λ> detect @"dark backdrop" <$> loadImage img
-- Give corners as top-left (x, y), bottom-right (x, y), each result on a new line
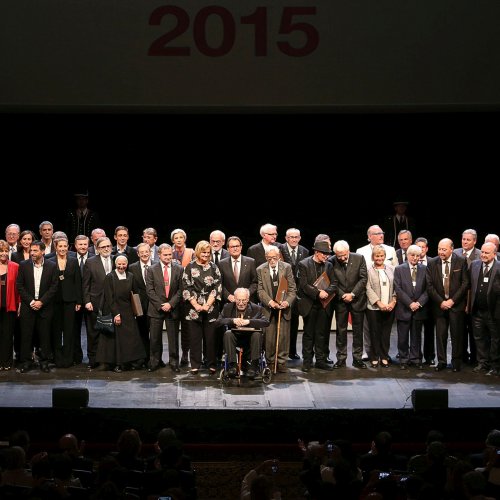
top-left (4, 112), bottom-right (497, 253)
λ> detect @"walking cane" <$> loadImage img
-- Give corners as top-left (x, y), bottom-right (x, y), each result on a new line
top-left (274, 290), bottom-right (285, 374)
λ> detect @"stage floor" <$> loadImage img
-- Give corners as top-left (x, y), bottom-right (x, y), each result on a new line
top-left (1, 328), bottom-right (499, 410)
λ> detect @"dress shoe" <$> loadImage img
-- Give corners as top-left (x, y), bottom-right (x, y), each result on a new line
top-left (87, 362), bottom-right (98, 370)
top-left (399, 363), bottom-right (408, 370)
top-left (380, 360), bottom-right (389, 368)
top-left (180, 356), bottom-right (189, 367)
top-left (452, 366), bottom-right (461, 373)
top-left (189, 368), bottom-right (199, 375)
top-left (247, 367), bottom-right (256, 379)
top-left (333, 361), bottom-right (346, 369)
top-left (289, 354), bottom-right (300, 360)
top-left (277, 364), bottom-right (288, 373)
top-left (315, 362), bottom-right (333, 371)
top-left (17, 363), bottom-right (32, 373)
top-left (302, 363), bottom-right (311, 372)
top-left (434, 363), bottom-right (446, 371)
top-left (113, 365), bottom-right (122, 373)
top-left (361, 353), bottom-right (369, 361)
top-left (486, 369), bottom-right (500, 376)
top-left (326, 358), bottom-right (334, 364)
top-left (40, 363), bottom-right (50, 373)
top-left (159, 360), bottom-right (166, 368)
top-left (352, 360), bottom-right (367, 369)
top-left (473, 365), bottom-right (489, 373)
top-left (170, 364), bottom-right (180, 373)
top-left (414, 363), bottom-right (424, 370)
top-left (148, 365), bottom-right (159, 372)
top-left (370, 361), bottom-right (379, 368)
top-left (228, 366), bottom-right (238, 378)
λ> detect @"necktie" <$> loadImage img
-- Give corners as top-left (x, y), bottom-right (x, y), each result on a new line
top-left (484, 264), bottom-right (490, 275)
top-left (144, 264), bottom-right (149, 282)
top-left (272, 268), bottom-right (277, 282)
top-left (233, 260), bottom-right (239, 282)
top-left (291, 249), bottom-right (296, 265)
top-left (444, 260), bottom-right (450, 298)
top-left (164, 265), bottom-right (170, 298)
top-left (79, 256), bottom-right (85, 276)
top-left (402, 251), bottom-right (406, 262)
top-left (214, 251), bottom-right (219, 264)
top-left (411, 266), bottom-right (417, 282)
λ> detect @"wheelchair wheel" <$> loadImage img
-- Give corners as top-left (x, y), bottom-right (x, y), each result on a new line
top-left (262, 367), bottom-right (272, 384)
top-left (220, 368), bottom-right (230, 385)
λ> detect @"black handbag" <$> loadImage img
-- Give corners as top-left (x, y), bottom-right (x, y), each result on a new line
top-left (95, 311), bottom-right (114, 334)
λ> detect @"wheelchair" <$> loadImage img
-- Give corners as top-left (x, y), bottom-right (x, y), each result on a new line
top-left (219, 328), bottom-right (272, 385)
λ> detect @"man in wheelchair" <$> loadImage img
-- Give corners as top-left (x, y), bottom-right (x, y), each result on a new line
top-left (216, 287), bottom-right (270, 379)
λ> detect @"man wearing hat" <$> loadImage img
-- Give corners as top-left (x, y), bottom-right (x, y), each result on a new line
top-left (384, 199), bottom-right (416, 249)
top-left (297, 240), bottom-right (336, 372)
top-left (65, 190), bottom-right (102, 244)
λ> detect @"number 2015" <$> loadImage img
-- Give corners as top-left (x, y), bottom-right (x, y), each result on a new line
top-left (148, 6), bottom-right (319, 57)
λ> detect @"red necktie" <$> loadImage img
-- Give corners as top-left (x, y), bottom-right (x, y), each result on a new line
top-left (164, 265), bottom-right (170, 298)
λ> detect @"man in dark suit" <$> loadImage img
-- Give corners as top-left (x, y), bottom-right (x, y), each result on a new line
top-left (454, 228), bottom-right (481, 366)
top-left (216, 287), bottom-right (270, 378)
top-left (470, 242), bottom-right (499, 375)
top-left (279, 228), bottom-right (309, 360)
top-left (210, 230), bottom-right (229, 265)
top-left (146, 243), bottom-right (183, 372)
top-left (297, 240), bottom-right (336, 372)
top-left (112, 225), bottom-right (138, 265)
top-left (219, 237), bottom-right (258, 303)
top-left (129, 243), bottom-right (152, 367)
top-left (383, 199), bottom-right (416, 249)
top-left (16, 241), bottom-right (59, 373)
top-left (396, 230), bottom-right (413, 264)
top-left (140, 227), bottom-right (160, 264)
top-left (247, 223), bottom-right (280, 268)
top-left (73, 235), bottom-right (91, 365)
top-left (257, 246), bottom-right (296, 373)
top-left (330, 240), bottom-right (368, 369)
top-left (426, 238), bottom-right (470, 372)
top-left (87, 228), bottom-right (106, 256)
top-left (82, 236), bottom-right (114, 368)
top-left (394, 244), bottom-right (429, 369)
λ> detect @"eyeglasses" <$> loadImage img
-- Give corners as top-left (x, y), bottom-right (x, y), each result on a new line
top-left (235, 299), bottom-right (249, 303)
top-left (265, 233), bottom-right (277, 236)
top-left (99, 244), bottom-right (111, 249)
top-left (228, 245), bottom-right (241, 249)
top-left (266, 256), bottom-right (279, 261)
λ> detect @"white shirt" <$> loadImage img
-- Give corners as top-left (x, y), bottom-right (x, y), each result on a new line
top-left (33, 261), bottom-right (44, 299)
top-left (101, 256), bottom-right (111, 274)
top-left (115, 269), bottom-right (127, 280)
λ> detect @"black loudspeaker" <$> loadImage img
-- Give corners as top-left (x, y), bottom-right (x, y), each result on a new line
top-left (411, 389), bottom-right (448, 410)
top-left (52, 388), bottom-right (89, 409)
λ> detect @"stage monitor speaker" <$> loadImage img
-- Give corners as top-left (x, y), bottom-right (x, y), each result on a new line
top-left (411, 389), bottom-right (448, 410)
top-left (52, 388), bottom-right (89, 409)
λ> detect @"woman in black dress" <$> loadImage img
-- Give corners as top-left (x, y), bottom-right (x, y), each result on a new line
top-left (97, 255), bottom-right (145, 372)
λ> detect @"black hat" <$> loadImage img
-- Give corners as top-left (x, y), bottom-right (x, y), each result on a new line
top-left (312, 240), bottom-right (332, 254)
top-left (393, 199), bottom-right (409, 205)
top-left (74, 190), bottom-right (89, 197)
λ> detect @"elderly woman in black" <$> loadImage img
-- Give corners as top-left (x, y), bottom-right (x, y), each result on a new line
top-left (96, 255), bottom-right (145, 372)
top-left (182, 240), bottom-right (222, 374)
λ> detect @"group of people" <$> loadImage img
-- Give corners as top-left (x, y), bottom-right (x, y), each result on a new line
top-left (1, 203), bottom-right (500, 379)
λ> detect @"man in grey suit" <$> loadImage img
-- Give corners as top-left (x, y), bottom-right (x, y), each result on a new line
top-left (140, 227), bottom-right (160, 264)
top-left (470, 242), bottom-right (499, 375)
top-left (257, 246), bottom-right (296, 373)
top-left (146, 244), bottom-right (183, 372)
top-left (454, 228), bottom-right (481, 366)
top-left (16, 241), bottom-right (59, 373)
top-left (330, 240), bottom-right (368, 369)
top-left (394, 244), bottom-right (429, 369)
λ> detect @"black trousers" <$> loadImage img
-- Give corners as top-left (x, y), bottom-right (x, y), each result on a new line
top-left (20, 306), bottom-right (53, 364)
top-left (149, 315), bottom-right (179, 368)
top-left (302, 305), bottom-right (329, 365)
